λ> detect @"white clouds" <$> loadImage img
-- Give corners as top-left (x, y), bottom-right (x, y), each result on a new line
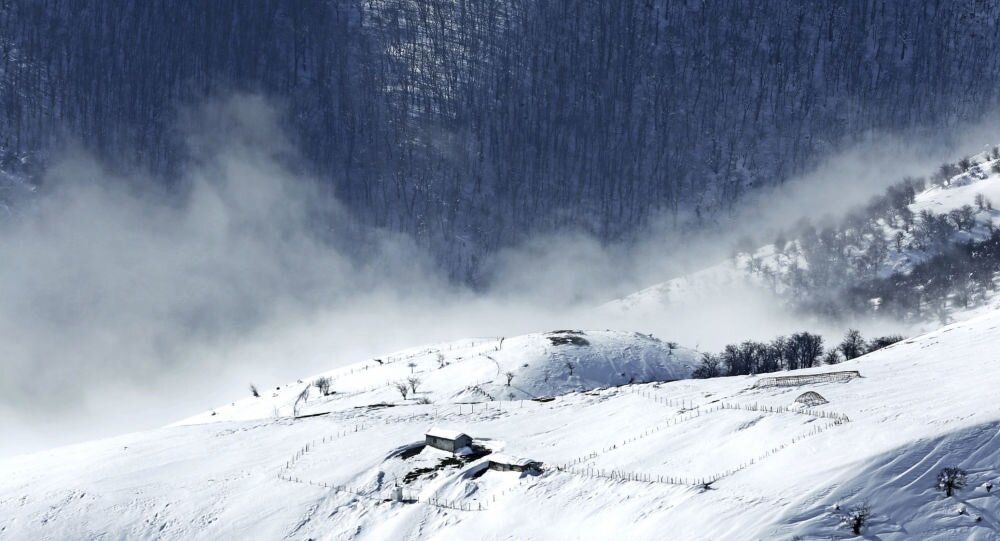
top-left (0, 96), bottom-right (992, 456)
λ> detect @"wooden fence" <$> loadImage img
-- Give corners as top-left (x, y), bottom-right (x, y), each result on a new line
top-left (753, 371), bottom-right (861, 388)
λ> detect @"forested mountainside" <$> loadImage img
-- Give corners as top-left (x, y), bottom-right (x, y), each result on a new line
top-left (3, 1), bottom-right (1000, 279)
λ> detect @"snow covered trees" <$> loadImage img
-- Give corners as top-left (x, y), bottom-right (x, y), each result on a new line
top-left (937, 467), bottom-right (968, 497)
top-left (7, 0), bottom-right (1000, 283)
top-left (840, 503), bottom-right (871, 535)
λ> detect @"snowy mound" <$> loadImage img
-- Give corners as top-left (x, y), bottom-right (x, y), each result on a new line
top-left (462, 330), bottom-right (698, 401)
top-left (174, 330), bottom-right (699, 425)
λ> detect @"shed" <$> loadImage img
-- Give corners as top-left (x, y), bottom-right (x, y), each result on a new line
top-left (794, 391), bottom-right (828, 406)
top-left (487, 453), bottom-right (542, 473)
top-left (425, 427), bottom-right (473, 453)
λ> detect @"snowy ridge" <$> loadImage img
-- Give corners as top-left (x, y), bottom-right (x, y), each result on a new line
top-left (174, 329), bottom-right (699, 425)
top-left (4, 312), bottom-right (1000, 538)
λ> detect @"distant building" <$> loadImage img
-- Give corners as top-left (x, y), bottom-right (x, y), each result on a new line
top-left (425, 427), bottom-right (473, 453)
top-left (487, 453), bottom-right (542, 473)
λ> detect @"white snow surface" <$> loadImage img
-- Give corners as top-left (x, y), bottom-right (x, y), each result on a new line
top-left (4, 316), bottom-right (1000, 539)
top-left (170, 329), bottom-right (698, 425)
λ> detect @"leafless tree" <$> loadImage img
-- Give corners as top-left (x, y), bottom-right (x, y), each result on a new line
top-left (395, 381), bottom-right (409, 399)
top-left (314, 376), bottom-right (332, 396)
top-left (505, 371), bottom-right (515, 386)
top-left (407, 376), bottom-right (421, 393)
top-left (839, 329), bottom-right (866, 360)
top-left (937, 467), bottom-right (968, 497)
top-left (249, 383), bottom-right (260, 398)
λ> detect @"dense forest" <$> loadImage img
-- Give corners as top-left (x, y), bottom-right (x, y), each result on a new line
top-left (3, 0), bottom-right (1000, 280)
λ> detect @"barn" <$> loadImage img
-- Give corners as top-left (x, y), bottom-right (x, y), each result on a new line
top-left (487, 453), bottom-right (542, 473)
top-left (425, 427), bottom-right (473, 453)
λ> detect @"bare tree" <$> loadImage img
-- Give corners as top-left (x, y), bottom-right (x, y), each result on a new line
top-left (395, 381), bottom-right (409, 399)
top-left (314, 376), bottom-right (332, 396)
top-left (692, 353), bottom-right (722, 378)
top-left (505, 371), bottom-right (515, 386)
top-left (839, 329), bottom-right (866, 360)
top-left (407, 361), bottom-right (417, 373)
top-left (937, 467), bottom-right (968, 497)
top-left (406, 376), bottom-right (421, 393)
top-left (841, 503), bottom-right (871, 535)
top-left (436, 352), bottom-right (446, 369)
top-left (249, 383), bottom-right (260, 398)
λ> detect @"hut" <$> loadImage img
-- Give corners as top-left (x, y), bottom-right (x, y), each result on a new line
top-left (794, 391), bottom-right (828, 406)
top-left (487, 453), bottom-right (542, 473)
top-left (425, 427), bottom-right (473, 453)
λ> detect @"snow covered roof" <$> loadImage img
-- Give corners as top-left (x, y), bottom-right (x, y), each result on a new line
top-left (425, 427), bottom-right (470, 441)
top-left (794, 391), bottom-right (829, 406)
top-left (488, 453), bottom-right (537, 467)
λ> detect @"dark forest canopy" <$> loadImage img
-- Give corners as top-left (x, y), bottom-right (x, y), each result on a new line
top-left (3, 0), bottom-right (1000, 280)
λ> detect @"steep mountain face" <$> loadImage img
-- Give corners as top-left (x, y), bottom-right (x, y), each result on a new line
top-left (3, 1), bottom-right (1000, 278)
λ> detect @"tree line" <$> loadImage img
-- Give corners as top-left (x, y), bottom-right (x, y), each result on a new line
top-left (693, 329), bottom-right (902, 378)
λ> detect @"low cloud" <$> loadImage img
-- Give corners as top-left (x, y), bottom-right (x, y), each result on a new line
top-left (0, 96), bottom-right (990, 456)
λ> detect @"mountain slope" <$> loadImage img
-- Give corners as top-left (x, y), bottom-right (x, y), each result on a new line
top-left (7, 1), bottom-right (1000, 279)
top-left (4, 315), bottom-right (1000, 539)
top-left (603, 149), bottom-right (1000, 328)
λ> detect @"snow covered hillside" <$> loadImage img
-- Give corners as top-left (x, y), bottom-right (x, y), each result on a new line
top-left (176, 330), bottom-right (699, 425)
top-left (5, 314), bottom-right (1000, 539)
top-left (603, 147), bottom-right (1000, 328)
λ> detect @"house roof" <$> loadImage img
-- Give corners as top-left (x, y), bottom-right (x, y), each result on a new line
top-left (426, 427), bottom-right (470, 441)
top-left (488, 453), bottom-right (537, 467)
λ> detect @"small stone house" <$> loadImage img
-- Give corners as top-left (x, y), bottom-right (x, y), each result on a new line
top-left (487, 453), bottom-right (542, 473)
top-left (425, 427), bottom-right (473, 453)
